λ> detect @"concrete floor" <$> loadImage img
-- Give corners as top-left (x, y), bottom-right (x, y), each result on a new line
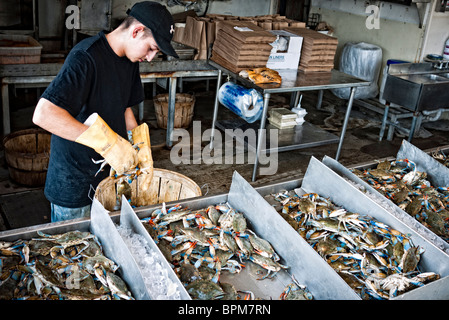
top-left (2, 80), bottom-right (449, 231)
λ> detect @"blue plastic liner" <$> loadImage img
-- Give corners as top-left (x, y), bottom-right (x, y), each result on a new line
top-left (218, 82), bottom-right (264, 123)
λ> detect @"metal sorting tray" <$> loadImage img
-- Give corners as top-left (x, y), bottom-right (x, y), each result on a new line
top-left (117, 197), bottom-right (191, 299)
top-left (90, 198), bottom-right (151, 300)
top-left (0, 171), bottom-right (357, 300)
top-left (3, 153), bottom-right (449, 299)
top-left (0, 200), bottom-right (151, 300)
top-left (322, 139), bottom-right (449, 255)
top-left (0, 198), bottom-right (190, 300)
top-left (131, 171), bottom-right (358, 300)
top-left (91, 197), bottom-right (191, 300)
top-left (225, 171), bottom-right (359, 299)
top-left (255, 156), bottom-right (449, 300)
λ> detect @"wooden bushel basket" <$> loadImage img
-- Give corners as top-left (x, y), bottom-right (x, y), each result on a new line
top-left (2, 128), bottom-right (51, 186)
top-left (153, 93), bottom-right (195, 129)
top-left (95, 168), bottom-right (202, 211)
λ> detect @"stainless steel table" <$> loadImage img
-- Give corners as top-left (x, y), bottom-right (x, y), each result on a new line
top-left (139, 60), bottom-right (219, 147)
top-left (1, 60), bottom-right (219, 148)
top-left (208, 61), bottom-right (370, 181)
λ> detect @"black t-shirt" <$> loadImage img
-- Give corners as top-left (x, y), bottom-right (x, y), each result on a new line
top-left (41, 31), bottom-right (144, 208)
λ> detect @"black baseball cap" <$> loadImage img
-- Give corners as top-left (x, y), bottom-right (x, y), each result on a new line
top-left (126, 1), bottom-right (179, 58)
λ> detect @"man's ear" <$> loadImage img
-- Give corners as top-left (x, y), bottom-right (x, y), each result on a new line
top-left (132, 25), bottom-right (145, 38)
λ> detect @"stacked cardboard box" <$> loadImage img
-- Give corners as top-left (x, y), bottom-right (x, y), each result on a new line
top-left (210, 21), bottom-right (276, 73)
top-left (173, 14), bottom-right (305, 61)
top-left (286, 28), bottom-right (338, 73)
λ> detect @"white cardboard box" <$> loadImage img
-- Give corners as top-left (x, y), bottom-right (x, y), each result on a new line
top-left (266, 30), bottom-right (303, 70)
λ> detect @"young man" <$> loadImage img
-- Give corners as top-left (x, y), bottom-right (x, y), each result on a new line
top-left (32, 1), bottom-right (178, 222)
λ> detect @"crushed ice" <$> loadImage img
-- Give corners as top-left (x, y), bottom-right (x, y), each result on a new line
top-left (116, 225), bottom-right (181, 300)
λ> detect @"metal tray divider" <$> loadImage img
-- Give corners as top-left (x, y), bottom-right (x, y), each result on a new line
top-left (304, 156), bottom-right (449, 299)
top-left (397, 140), bottom-right (449, 187)
top-left (0, 218), bottom-right (91, 242)
top-left (90, 197), bottom-right (151, 300)
top-left (119, 195), bottom-right (191, 300)
top-left (322, 155), bottom-right (449, 255)
top-left (227, 170), bottom-right (360, 300)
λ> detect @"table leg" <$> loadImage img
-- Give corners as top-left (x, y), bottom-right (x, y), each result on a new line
top-left (387, 112), bottom-right (396, 141)
top-left (290, 91), bottom-right (298, 108)
top-left (209, 69), bottom-right (222, 150)
top-left (138, 83), bottom-right (145, 123)
top-left (335, 86), bottom-right (356, 161)
top-left (166, 77), bottom-right (177, 148)
top-left (2, 83), bottom-right (10, 135)
top-left (408, 112), bottom-right (419, 142)
top-left (379, 102), bottom-right (390, 141)
top-left (316, 90), bottom-right (324, 110)
top-left (251, 92), bottom-right (271, 182)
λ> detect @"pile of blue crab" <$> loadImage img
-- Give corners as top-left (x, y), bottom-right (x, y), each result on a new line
top-left (351, 159), bottom-right (449, 242)
top-left (141, 202), bottom-right (313, 300)
top-left (272, 190), bottom-right (440, 300)
top-left (0, 230), bottom-right (133, 300)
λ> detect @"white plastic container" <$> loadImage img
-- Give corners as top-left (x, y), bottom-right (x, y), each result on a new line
top-left (290, 95), bottom-right (307, 125)
top-left (331, 42), bottom-right (382, 100)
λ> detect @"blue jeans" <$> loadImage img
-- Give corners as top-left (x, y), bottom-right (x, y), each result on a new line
top-left (51, 203), bottom-right (91, 222)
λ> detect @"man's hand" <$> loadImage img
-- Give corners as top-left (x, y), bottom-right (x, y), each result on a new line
top-left (75, 113), bottom-right (138, 175)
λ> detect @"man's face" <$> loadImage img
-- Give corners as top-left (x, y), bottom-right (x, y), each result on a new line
top-left (127, 27), bottom-right (160, 63)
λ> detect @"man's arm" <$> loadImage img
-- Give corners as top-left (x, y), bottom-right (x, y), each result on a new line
top-left (33, 97), bottom-right (88, 141)
top-left (124, 107), bottom-right (138, 131)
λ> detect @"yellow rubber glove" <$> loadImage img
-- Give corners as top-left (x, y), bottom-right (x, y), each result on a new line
top-left (130, 123), bottom-right (153, 174)
top-left (130, 123), bottom-right (154, 206)
top-left (75, 113), bottom-right (137, 176)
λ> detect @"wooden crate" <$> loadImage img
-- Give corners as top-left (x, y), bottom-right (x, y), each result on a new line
top-left (0, 35), bottom-right (43, 64)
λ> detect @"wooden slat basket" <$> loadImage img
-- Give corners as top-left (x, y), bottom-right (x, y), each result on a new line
top-left (153, 93), bottom-right (195, 129)
top-left (95, 168), bottom-right (202, 211)
top-left (2, 128), bottom-right (51, 186)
